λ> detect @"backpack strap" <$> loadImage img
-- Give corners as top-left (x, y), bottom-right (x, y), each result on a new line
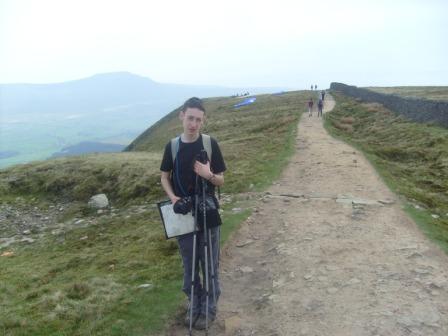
top-left (170, 134), bottom-right (212, 163)
top-left (171, 134), bottom-right (219, 199)
top-left (201, 134), bottom-right (212, 162)
top-left (170, 136), bottom-right (180, 163)
top-left (201, 134), bottom-right (220, 200)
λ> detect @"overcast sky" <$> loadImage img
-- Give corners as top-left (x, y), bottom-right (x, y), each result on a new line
top-left (1, 0), bottom-right (447, 89)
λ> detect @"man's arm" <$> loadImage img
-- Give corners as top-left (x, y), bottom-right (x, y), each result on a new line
top-left (160, 171), bottom-right (181, 204)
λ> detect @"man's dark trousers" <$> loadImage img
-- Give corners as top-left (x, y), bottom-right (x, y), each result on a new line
top-left (177, 226), bottom-right (221, 318)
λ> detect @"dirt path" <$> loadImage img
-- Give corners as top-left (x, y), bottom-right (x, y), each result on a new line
top-left (169, 96), bottom-right (448, 335)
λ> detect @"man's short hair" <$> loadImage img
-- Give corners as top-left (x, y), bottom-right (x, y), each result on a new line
top-left (182, 97), bottom-right (205, 113)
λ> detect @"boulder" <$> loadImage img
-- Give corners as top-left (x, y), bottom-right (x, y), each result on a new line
top-left (88, 194), bottom-right (109, 209)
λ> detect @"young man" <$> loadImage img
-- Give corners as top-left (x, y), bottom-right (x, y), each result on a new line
top-left (160, 97), bottom-right (226, 330)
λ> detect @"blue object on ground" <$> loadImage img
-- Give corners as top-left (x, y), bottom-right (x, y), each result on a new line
top-left (234, 97), bottom-right (256, 108)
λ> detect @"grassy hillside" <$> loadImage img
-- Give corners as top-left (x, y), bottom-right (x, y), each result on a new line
top-left (325, 91), bottom-right (448, 253)
top-left (0, 152), bottom-right (163, 205)
top-left (126, 92), bottom-right (308, 192)
top-left (366, 86), bottom-right (448, 101)
top-left (0, 91), bottom-right (308, 335)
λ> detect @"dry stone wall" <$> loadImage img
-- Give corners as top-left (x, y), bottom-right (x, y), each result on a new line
top-left (330, 82), bottom-right (448, 128)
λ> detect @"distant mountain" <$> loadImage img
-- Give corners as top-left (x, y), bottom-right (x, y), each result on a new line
top-left (50, 141), bottom-right (126, 158)
top-left (0, 72), bottom-right (284, 114)
top-left (0, 151), bottom-right (19, 159)
top-left (0, 72), bottom-right (286, 168)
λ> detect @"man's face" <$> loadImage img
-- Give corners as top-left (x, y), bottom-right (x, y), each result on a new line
top-left (180, 107), bottom-right (205, 137)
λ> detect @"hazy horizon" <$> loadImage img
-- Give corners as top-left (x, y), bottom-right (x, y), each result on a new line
top-left (0, 71), bottom-right (289, 89)
top-left (1, 70), bottom-right (448, 89)
top-left (1, 0), bottom-right (447, 90)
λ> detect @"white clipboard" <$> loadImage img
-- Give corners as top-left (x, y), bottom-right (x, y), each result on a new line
top-left (157, 200), bottom-right (196, 239)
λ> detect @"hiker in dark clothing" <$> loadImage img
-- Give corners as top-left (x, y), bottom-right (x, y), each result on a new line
top-left (317, 99), bottom-right (323, 117)
top-left (160, 97), bottom-right (226, 331)
top-left (308, 98), bottom-right (314, 117)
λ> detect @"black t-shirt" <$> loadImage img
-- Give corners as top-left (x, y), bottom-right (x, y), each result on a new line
top-left (160, 134), bottom-right (226, 198)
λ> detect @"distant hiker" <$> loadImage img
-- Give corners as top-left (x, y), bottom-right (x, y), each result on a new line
top-left (310, 85), bottom-right (313, 91)
top-left (321, 90), bottom-right (326, 101)
top-left (308, 98), bottom-right (314, 117)
top-left (160, 97), bottom-right (226, 331)
top-left (317, 99), bottom-right (323, 117)
top-left (314, 84), bottom-right (317, 90)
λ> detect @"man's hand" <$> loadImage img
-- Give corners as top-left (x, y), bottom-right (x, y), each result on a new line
top-left (194, 160), bottom-right (212, 180)
top-left (161, 171), bottom-right (181, 204)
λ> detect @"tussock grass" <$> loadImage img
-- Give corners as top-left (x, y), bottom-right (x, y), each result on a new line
top-left (326, 92), bottom-right (448, 253)
top-left (0, 152), bottom-right (163, 205)
top-left (340, 117), bottom-right (355, 124)
top-left (0, 91), bottom-right (308, 335)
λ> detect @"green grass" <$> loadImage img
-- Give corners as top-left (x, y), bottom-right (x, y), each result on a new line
top-left (325, 92), bottom-right (448, 253)
top-left (0, 91), bottom-right (307, 335)
top-left (127, 92), bottom-right (307, 193)
top-left (0, 152), bottom-right (163, 205)
top-left (0, 201), bottom-right (255, 335)
top-left (220, 204), bottom-right (252, 244)
top-left (1, 210), bottom-right (181, 335)
top-left (365, 86), bottom-right (448, 101)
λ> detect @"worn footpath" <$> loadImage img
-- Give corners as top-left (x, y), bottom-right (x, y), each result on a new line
top-left (169, 95), bottom-right (448, 336)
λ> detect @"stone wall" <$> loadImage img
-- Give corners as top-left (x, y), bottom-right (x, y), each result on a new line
top-left (330, 82), bottom-right (448, 128)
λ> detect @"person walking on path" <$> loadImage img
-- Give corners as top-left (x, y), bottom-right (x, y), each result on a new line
top-left (160, 97), bottom-right (226, 331)
top-left (317, 99), bottom-right (323, 117)
top-left (308, 98), bottom-right (314, 117)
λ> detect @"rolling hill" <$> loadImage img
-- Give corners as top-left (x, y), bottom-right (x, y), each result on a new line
top-left (0, 72), bottom-right (285, 168)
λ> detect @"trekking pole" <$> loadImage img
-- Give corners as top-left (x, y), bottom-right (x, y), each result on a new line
top-left (189, 230), bottom-right (197, 335)
top-left (202, 173), bottom-right (210, 334)
top-left (196, 149), bottom-right (214, 334)
top-left (189, 176), bottom-right (200, 335)
top-left (208, 227), bottom-right (217, 309)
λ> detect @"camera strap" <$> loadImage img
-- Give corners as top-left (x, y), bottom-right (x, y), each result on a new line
top-left (174, 136), bottom-right (188, 197)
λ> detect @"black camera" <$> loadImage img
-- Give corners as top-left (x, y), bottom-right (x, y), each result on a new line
top-left (196, 194), bottom-right (218, 215)
top-left (196, 149), bottom-right (209, 164)
top-left (173, 197), bottom-right (193, 215)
